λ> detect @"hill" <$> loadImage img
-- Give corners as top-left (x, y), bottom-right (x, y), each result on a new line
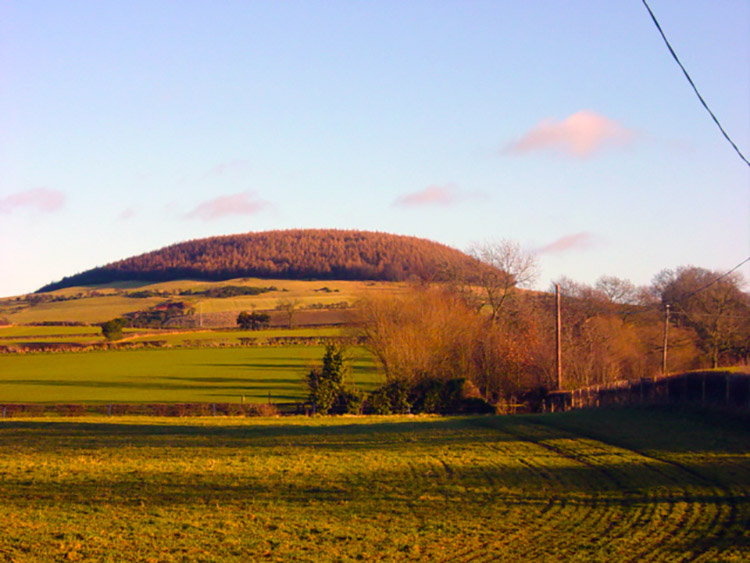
top-left (38, 229), bottom-right (489, 292)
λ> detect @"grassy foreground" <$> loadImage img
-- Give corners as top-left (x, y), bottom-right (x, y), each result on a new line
top-left (0, 346), bottom-right (379, 404)
top-left (0, 407), bottom-right (748, 562)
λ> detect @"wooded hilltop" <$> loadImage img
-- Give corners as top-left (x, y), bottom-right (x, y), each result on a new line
top-left (38, 229), bottom-right (492, 292)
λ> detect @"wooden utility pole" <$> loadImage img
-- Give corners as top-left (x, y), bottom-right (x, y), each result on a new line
top-left (556, 284), bottom-right (562, 390)
top-left (662, 304), bottom-right (670, 375)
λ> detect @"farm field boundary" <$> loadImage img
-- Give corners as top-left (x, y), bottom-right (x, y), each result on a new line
top-left (0, 334), bottom-right (363, 354)
top-left (0, 402), bottom-right (287, 418)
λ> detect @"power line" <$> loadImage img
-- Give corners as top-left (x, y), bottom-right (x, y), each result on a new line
top-left (557, 256), bottom-right (750, 319)
top-left (678, 256), bottom-right (750, 302)
top-left (641, 0), bottom-right (750, 167)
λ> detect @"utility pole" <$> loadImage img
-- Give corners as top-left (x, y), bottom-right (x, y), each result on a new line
top-left (662, 304), bottom-right (670, 375)
top-left (556, 284), bottom-right (562, 390)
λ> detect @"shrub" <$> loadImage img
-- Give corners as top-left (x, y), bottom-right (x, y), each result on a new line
top-left (101, 318), bottom-right (125, 341)
top-left (367, 377), bottom-right (494, 415)
top-left (367, 387), bottom-right (392, 414)
top-left (237, 311), bottom-right (271, 330)
top-left (365, 381), bottom-right (412, 415)
top-left (307, 369), bottom-right (339, 414)
top-left (387, 381), bottom-right (412, 414)
top-left (336, 388), bottom-right (365, 414)
top-left (306, 343), bottom-right (355, 415)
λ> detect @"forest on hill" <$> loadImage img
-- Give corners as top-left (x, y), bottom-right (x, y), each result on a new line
top-left (38, 230), bottom-right (492, 292)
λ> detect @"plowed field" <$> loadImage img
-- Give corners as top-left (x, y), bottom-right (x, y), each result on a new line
top-left (0, 408), bottom-right (747, 561)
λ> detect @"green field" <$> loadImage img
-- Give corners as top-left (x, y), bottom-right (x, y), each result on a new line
top-left (0, 408), bottom-right (747, 561)
top-left (0, 346), bottom-right (379, 404)
top-left (0, 326), bottom-right (103, 338)
top-left (0, 326), bottom-right (346, 347)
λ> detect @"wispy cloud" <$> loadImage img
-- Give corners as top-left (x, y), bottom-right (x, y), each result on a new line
top-left (504, 111), bottom-right (634, 158)
top-left (186, 191), bottom-right (271, 220)
top-left (394, 185), bottom-right (488, 208)
top-left (0, 188), bottom-right (66, 214)
top-left (202, 159), bottom-right (251, 178)
top-left (118, 207), bottom-right (137, 220)
top-left (538, 232), bottom-right (597, 254)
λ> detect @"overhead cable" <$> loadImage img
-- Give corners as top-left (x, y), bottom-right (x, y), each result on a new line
top-left (641, 0), bottom-right (750, 167)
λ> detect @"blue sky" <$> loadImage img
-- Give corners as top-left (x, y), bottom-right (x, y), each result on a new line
top-left (1, 1), bottom-right (748, 297)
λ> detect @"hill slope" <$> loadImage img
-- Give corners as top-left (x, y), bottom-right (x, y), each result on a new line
top-left (39, 229), bottom-right (489, 292)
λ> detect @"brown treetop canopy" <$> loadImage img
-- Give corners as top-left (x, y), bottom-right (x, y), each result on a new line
top-left (38, 229), bottom-right (496, 292)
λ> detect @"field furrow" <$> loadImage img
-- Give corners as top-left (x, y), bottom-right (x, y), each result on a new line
top-left (0, 410), bottom-right (747, 562)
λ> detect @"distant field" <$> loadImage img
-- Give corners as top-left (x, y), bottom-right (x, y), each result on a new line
top-left (0, 295), bottom-right (165, 324)
top-left (0, 278), bottom-right (407, 325)
top-left (0, 326), bottom-right (345, 346)
top-left (0, 346), bottom-right (379, 403)
top-left (0, 326), bottom-right (103, 338)
top-left (126, 327), bottom-right (345, 345)
top-left (0, 408), bottom-right (747, 561)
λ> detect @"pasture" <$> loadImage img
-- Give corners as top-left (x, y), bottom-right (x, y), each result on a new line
top-left (0, 408), bottom-right (747, 561)
top-left (0, 278), bottom-right (407, 325)
top-left (0, 326), bottom-right (344, 346)
top-left (0, 346), bottom-right (379, 404)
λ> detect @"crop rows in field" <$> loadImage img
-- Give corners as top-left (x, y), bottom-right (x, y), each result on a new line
top-left (0, 409), bottom-right (747, 562)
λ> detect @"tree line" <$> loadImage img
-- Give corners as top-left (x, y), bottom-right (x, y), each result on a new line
top-left (353, 241), bottom-right (750, 411)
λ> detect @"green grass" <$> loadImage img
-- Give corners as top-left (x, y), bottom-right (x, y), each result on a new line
top-left (0, 326), bottom-right (102, 337)
top-left (0, 326), bottom-right (344, 346)
top-left (0, 408), bottom-right (747, 562)
top-left (0, 346), bottom-right (379, 404)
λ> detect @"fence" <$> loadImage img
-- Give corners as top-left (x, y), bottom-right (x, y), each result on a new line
top-left (544, 371), bottom-right (750, 412)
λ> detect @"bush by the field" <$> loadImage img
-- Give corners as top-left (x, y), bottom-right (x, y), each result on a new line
top-left (364, 377), bottom-right (494, 415)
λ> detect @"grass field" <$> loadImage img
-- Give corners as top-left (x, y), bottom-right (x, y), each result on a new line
top-left (0, 326), bottom-right (345, 346)
top-left (0, 278), bottom-right (407, 325)
top-left (0, 407), bottom-right (747, 562)
top-left (0, 326), bottom-right (103, 338)
top-left (0, 346), bottom-right (379, 404)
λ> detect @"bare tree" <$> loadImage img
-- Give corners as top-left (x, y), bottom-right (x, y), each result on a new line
top-left (468, 239), bottom-right (539, 322)
top-left (356, 285), bottom-right (545, 402)
top-left (653, 266), bottom-right (750, 368)
top-left (595, 275), bottom-right (638, 304)
top-left (276, 297), bottom-right (301, 329)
